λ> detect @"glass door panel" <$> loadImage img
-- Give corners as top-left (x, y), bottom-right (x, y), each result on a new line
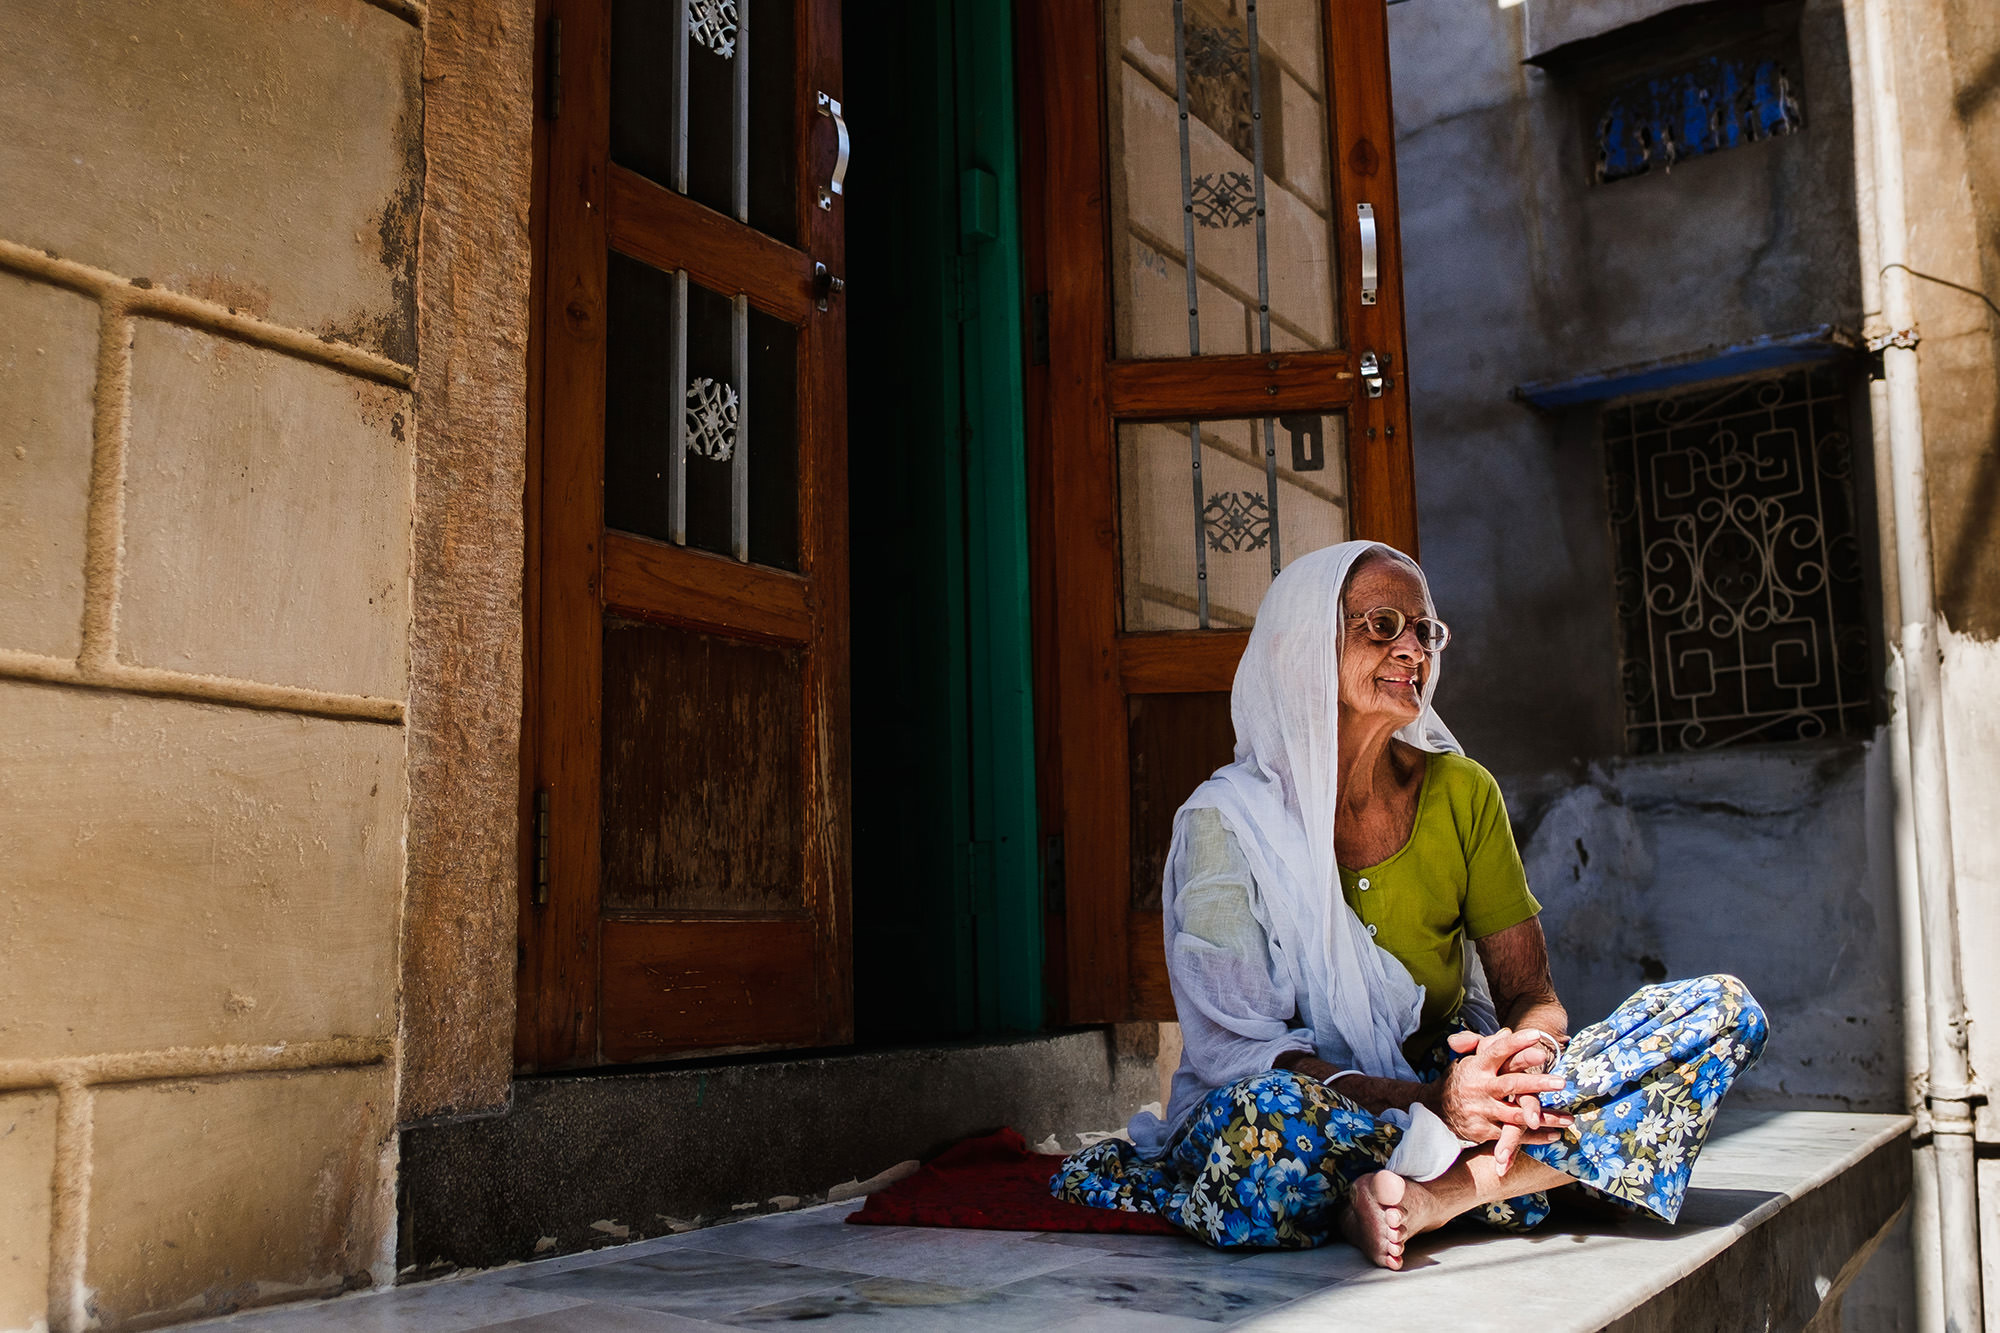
top-left (611, 0), bottom-right (800, 244)
top-left (603, 251), bottom-right (800, 570)
top-left (1104, 0), bottom-right (1340, 358)
top-left (1117, 412), bottom-right (1350, 630)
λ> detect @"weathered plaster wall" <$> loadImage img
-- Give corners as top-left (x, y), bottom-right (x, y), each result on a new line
top-left (397, 0), bottom-right (536, 1125)
top-left (1514, 740), bottom-right (1902, 1107)
top-left (1392, 0), bottom-right (1866, 774)
top-left (1386, 0), bottom-right (1911, 1323)
top-left (0, 1), bottom-right (425, 1328)
top-left (1867, 0), bottom-right (2000, 1312)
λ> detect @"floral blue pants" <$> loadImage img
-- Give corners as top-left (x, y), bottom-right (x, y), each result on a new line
top-left (1052, 974), bottom-right (1768, 1249)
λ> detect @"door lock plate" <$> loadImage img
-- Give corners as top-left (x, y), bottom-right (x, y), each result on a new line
top-left (814, 262), bottom-right (845, 312)
top-left (1360, 350), bottom-right (1385, 399)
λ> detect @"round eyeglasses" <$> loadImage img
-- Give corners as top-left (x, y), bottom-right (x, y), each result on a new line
top-left (1347, 606), bottom-right (1452, 653)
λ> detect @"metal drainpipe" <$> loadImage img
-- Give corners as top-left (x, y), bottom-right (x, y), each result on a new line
top-left (1858, 1), bottom-right (1985, 1329)
top-left (1886, 583), bottom-right (1948, 1333)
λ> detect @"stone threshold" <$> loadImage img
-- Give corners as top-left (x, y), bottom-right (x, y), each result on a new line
top-left (193, 1109), bottom-right (1907, 1333)
top-left (397, 1026), bottom-right (1161, 1275)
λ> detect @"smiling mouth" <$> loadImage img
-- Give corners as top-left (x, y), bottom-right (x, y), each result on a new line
top-left (1378, 677), bottom-right (1420, 691)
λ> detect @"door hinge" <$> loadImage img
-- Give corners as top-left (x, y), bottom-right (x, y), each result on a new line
top-left (533, 788), bottom-right (551, 906)
top-left (1029, 292), bottom-right (1050, 366)
top-left (1043, 833), bottom-right (1065, 915)
top-left (545, 15), bottom-right (564, 121)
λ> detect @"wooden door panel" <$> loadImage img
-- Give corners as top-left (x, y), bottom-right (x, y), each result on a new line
top-left (1129, 922), bottom-right (1174, 1015)
top-left (1125, 689), bottom-right (1233, 1015)
top-left (1118, 632), bottom-right (1250, 693)
top-left (1028, 0), bottom-right (1418, 1023)
top-left (599, 618), bottom-right (807, 916)
top-left (601, 919), bottom-right (823, 1062)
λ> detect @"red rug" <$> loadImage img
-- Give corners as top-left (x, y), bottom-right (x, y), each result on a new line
top-left (846, 1128), bottom-right (1181, 1235)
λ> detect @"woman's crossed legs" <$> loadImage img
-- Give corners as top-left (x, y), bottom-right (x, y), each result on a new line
top-left (1053, 974), bottom-right (1768, 1265)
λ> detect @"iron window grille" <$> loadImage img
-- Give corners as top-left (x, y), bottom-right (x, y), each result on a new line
top-left (1605, 365), bottom-right (1872, 754)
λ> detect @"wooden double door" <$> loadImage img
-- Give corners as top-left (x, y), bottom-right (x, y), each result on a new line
top-left (521, 0), bottom-right (851, 1069)
top-left (519, 0), bottom-right (1417, 1066)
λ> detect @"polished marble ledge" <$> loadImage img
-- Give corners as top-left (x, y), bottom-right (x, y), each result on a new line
top-left (181, 1110), bottom-right (1910, 1333)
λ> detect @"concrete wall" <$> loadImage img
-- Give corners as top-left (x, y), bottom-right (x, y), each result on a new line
top-left (0, 0), bottom-right (532, 1328)
top-left (1384, 0), bottom-right (1913, 1323)
top-left (1863, 0), bottom-right (2000, 1315)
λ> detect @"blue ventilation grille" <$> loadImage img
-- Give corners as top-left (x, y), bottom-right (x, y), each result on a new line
top-left (1595, 55), bottom-right (1802, 183)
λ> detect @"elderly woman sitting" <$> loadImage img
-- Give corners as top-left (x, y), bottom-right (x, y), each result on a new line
top-left (1055, 541), bottom-right (1767, 1268)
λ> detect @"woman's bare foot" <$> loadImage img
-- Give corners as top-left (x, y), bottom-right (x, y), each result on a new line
top-left (1339, 1171), bottom-right (1448, 1269)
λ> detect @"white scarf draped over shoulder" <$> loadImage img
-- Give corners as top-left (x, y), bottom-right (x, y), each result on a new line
top-left (1129, 541), bottom-right (1494, 1181)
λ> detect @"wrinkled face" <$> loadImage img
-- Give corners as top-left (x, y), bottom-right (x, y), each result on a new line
top-left (1337, 556), bottom-right (1431, 725)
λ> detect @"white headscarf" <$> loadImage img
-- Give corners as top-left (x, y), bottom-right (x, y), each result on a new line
top-left (1134, 541), bottom-right (1489, 1176)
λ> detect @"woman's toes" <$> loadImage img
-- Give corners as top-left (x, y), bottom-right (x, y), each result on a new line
top-left (1341, 1171), bottom-right (1417, 1270)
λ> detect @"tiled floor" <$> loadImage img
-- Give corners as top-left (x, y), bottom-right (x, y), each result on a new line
top-left (183, 1110), bottom-right (1908, 1333)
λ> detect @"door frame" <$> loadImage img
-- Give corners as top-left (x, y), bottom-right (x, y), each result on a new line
top-left (1018, 0), bottom-right (1420, 1024)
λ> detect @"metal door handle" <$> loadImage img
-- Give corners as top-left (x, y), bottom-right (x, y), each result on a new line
top-left (817, 91), bottom-right (849, 210)
top-left (1358, 203), bottom-right (1378, 306)
top-left (1360, 350), bottom-right (1385, 398)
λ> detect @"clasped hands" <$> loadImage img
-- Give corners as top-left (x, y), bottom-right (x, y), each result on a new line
top-left (1435, 1028), bottom-right (1572, 1175)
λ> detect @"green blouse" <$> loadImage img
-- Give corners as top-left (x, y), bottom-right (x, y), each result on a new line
top-left (1338, 751), bottom-right (1540, 1058)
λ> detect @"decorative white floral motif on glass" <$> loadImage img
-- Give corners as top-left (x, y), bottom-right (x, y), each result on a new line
top-left (689, 0), bottom-right (738, 59)
top-left (685, 376), bottom-right (739, 462)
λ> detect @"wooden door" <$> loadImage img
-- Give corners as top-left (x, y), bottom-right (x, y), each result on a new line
top-left (522, 0), bottom-right (851, 1069)
top-left (1023, 0), bottom-right (1418, 1022)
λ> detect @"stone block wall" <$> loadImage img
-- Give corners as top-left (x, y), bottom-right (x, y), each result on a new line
top-left (0, 1), bottom-right (426, 1329)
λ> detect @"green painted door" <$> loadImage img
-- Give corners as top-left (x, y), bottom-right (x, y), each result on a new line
top-left (845, 0), bottom-right (1043, 1039)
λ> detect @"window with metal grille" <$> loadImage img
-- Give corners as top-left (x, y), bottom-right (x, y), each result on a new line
top-left (1605, 365), bottom-right (1872, 754)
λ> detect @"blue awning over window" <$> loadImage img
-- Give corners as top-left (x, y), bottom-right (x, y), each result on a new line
top-left (1512, 325), bottom-right (1862, 410)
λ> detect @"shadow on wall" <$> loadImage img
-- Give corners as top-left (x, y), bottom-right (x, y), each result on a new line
top-left (1930, 270), bottom-right (2000, 636)
top-left (1508, 736), bottom-right (1905, 1113)
top-left (1932, 2), bottom-right (2000, 635)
